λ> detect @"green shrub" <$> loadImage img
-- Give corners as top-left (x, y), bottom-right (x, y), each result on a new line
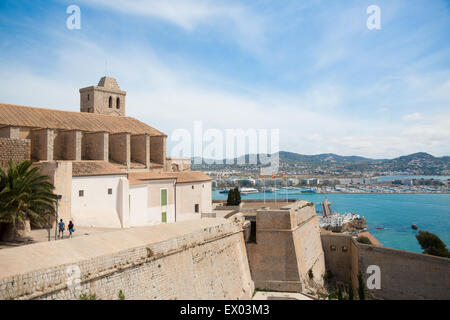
top-left (416, 230), bottom-right (450, 258)
top-left (337, 287), bottom-right (343, 300)
top-left (357, 271), bottom-right (366, 300)
top-left (327, 290), bottom-right (338, 300)
top-left (79, 293), bottom-right (97, 300)
top-left (323, 270), bottom-right (333, 281)
top-left (348, 281), bottom-right (354, 300)
top-left (118, 290), bottom-right (125, 300)
top-left (356, 236), bottom-right (372, 245)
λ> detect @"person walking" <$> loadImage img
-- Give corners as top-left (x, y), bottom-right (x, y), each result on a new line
top-left (58, 219), bottom-right (65, 238)
top-left (68, 221), bottom-right (75, 238)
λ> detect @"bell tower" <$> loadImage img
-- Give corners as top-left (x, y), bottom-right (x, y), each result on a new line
top-left (79, 77), bottom-right (126, 116)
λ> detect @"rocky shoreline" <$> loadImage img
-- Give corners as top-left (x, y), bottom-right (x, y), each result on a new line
top-left (323, 217), bottom-right (367, 233)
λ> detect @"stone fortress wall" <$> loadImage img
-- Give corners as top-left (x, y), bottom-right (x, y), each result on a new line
top-left (321, 232), bottom-right (450, 300)
top-left (357, 242), bottom-right (450, 300)
top-left (0, 218), bottom-right (254, 300)
top-left (245, 201), bottom-right (326, 293)
top-left (0, 137), bottom-right (30, 168)
top-left (0, 201), bottom-right (448, 300)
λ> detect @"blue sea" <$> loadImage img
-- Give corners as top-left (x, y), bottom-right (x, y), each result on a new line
top-left (212, 190), bottom-right (450, 253)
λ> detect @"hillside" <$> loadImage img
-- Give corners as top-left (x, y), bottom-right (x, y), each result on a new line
top-left (191, 151), bottom-right (450, 175)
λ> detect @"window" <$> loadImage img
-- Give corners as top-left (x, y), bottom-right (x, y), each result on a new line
top-left (87, 94), bottom-right (90, 101)
top-left (116, 97), bottom-right (120, 109)
top-left (108, 96), bottom-right (112, 108)
top-left (108, 188), bottom-right (112, 195)
top-left (330, 245), bottom-right (336, 251)
top-left (342, 246), bottom-right (348, 252)
top-left (79, 190), bottom-right (84, 197)
top-left (192, 185), bottom-right (194, 189)
top-left (195, 204), bottom-right (199, 213)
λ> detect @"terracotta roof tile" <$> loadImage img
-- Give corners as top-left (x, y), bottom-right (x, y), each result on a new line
top-left (72, 161), bottom-right (126, 177)
top-left (128, 171), bottom-right (211, 185)
top-left (0, 103), bottom-right (166, 136)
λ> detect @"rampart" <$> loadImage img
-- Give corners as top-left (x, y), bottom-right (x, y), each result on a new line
top-left (246, 201), bottom-right (325, 292)
top-left (0, 218), bottom-right (254, 300)
top-left (321, 232), bottom-right (450, 300)
top-left (357, 243), bottom-right (450, 300)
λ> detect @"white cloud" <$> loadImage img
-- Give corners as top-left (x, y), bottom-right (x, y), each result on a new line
top-left (403, 112), bottom-right (423, 121)
top-left (78, 0), bottom-right (266, 52)
top-left (0, 31), bottom-right (449, 159)
top-left (306, 134), bottom-right (323, 143)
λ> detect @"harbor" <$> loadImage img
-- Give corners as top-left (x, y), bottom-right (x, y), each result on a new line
top-left (215, 184), bottom-right (449, 195)
top-left (212, 190), bottom-right (450, 253)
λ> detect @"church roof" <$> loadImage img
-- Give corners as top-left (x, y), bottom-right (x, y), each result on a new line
top-left (72, 161), bottom-right (126, 177)
top-left (0, 103), bottom-right (166, 136)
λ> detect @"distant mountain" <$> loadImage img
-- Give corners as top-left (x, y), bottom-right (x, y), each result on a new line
top-left (278, 151), bottom-right (376, 164)
top-left (384, 152), bottom-right (449, 174)
top-left (191, 151), bottom-right (450, 175)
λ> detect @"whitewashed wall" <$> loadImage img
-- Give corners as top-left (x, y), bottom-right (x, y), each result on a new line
top-left (129, 180), bottom-right (176, 227)
top-left (175, 181), bottom-right (212, 221)
top-left (71, 175), bottom-right (126, 228)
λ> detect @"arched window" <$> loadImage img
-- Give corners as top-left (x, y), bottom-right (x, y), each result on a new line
top-left (108, 96), bottom-right (112, 108)
top-left (116, 97), bottom-right (120, 109)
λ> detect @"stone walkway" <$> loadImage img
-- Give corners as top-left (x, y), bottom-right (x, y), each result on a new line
top-left (252, 291), bottom-right (313, 300)
top-left (0, 226), bottom-right (120, 250)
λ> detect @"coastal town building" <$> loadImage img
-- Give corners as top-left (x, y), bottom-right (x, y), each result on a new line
top-left (0, 77), bottom-right (212, 228)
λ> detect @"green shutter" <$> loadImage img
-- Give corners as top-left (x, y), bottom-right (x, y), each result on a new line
top-left (161, 189), bottom-right (167, 205)
top-left (161, 189), bottom-right (167, 223)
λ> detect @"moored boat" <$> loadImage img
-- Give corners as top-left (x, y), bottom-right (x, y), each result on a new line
top-left (240, 187), bottom-right (259, 195)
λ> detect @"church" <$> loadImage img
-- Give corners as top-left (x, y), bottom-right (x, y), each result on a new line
top-left (0, 77), bottom-right (212, 228)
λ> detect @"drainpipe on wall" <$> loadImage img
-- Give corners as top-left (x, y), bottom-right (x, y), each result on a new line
top-left (174, 180), bottom-right (177, 222)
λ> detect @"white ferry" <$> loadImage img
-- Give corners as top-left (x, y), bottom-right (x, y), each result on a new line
top-left (240, 187), bottom-right (259, 195)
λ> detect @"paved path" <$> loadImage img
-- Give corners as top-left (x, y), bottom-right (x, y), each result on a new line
top-left (0, 226), bottom-right (120, 250)
top-left (253, 291), bottom-right (313, 300)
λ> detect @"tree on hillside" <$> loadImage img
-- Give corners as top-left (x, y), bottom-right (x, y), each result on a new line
top-left (415, 230), bottom-right (450, 258)
top-left (0, 160), bottom-right (57, 241)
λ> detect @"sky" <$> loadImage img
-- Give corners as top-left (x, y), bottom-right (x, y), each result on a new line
top-left (0, 0), bottom-right (449, 159)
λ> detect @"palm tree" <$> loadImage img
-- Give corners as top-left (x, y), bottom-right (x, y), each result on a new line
top-left (0, 159), bottom-right (57, 241)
